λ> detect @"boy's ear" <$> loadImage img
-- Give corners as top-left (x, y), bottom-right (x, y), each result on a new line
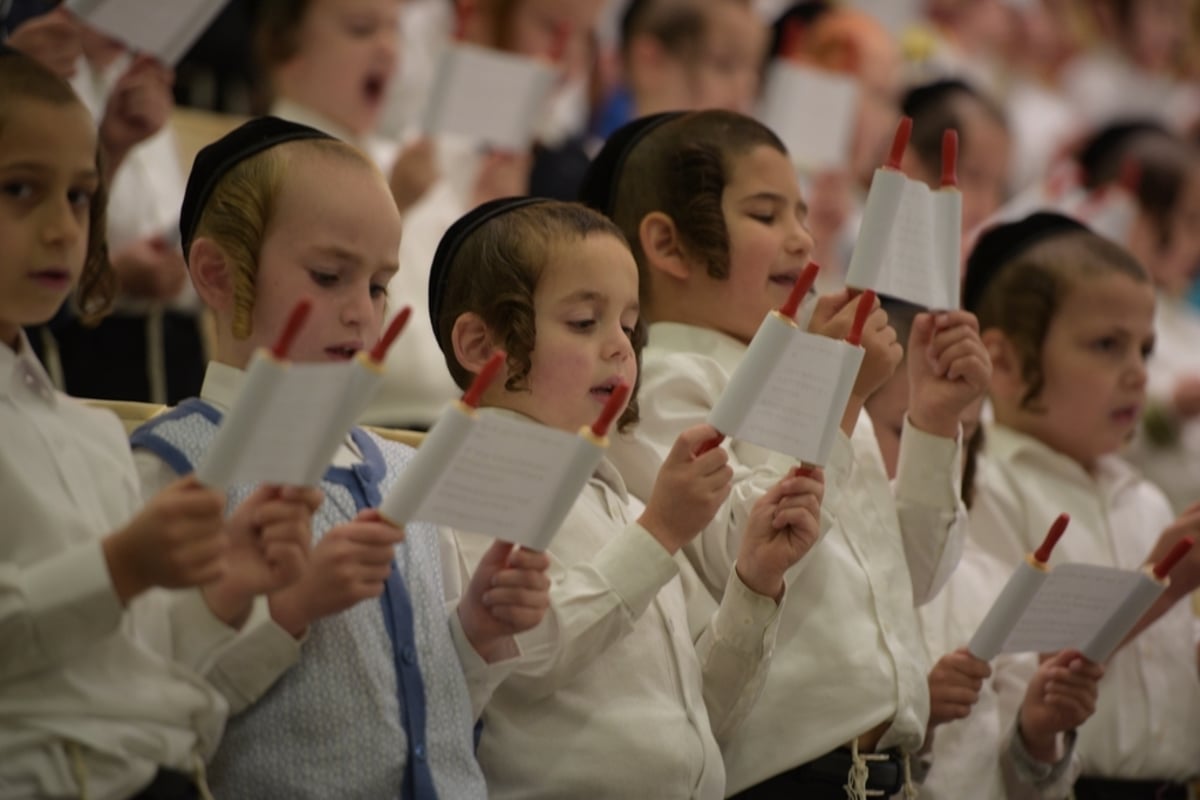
top-left (187, 237), bottom-right (235, 314)
top-left (451, 311), bottom-right (497, 377)
top-left (638, 211), bottom-right (690, 282)
top-left (982, 327), bottom-right (1022, 400)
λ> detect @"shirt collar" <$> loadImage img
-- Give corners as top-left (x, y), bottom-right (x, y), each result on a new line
top-left (0, 330), bottom-right (58, 406)
top-left (985, 422), bottom-right (1142, 496)
top-left (198, 360), bottom-right (245, 412)
top-left (270, 98), bottom-right (364, 150)
top-left (647, 321), bottom-right (748, 374)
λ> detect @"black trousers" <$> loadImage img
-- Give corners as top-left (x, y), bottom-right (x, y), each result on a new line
top-left (128, 768), bottom-right (200, 800)
top-left (1073, 776), bottom-right (1191, 800)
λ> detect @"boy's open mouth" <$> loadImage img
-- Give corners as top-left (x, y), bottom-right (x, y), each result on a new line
top-left (326, 344), bottom-right (361, 360)
top-left (363, 73), bottom-right (387, 105)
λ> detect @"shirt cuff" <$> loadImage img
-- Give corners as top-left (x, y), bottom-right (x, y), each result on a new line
top-left (590, 522), bottom-right (680, 618)
top-left (206, 596), bottom-right (304, 714)
top-left (27, 540), bottom-right (123, 648)
top-left (449, 609), bottom-right (521, 718)
top-left (895, 416), bottom-right (961, 509)
top-left (713, 564), bottom-right (783, 657)
top-left (168, 588), bottom-right (241, 671)
top-left (1008, 721), bottom-right (1076, 788)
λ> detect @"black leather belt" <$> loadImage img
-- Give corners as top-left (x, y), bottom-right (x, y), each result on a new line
top-left (1074, 776), bottom-right (1191, 800)
top-left (731, 747), bottom-right (905, 800)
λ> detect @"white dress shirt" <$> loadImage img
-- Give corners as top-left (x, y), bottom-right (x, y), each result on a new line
top-left (918, 534), bottom-right (1081, 800)
top-left (446, 408), bottom-right (783, 799)
top-left (607, 322), bottom-right (966, 793)
top-left (968, 423), bottom-right (1200, 781)
top-left (0, 334), bottom-right (268, 800)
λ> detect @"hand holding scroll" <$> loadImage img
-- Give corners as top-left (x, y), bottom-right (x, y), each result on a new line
top-left (638, 424), bottom-right (734, 555)
top-left (735, 467), bottom-right (825, 601)
top-left (907, 310), bottom-right (990, 439)
top-left (1018, 650), bottom-right (1103, 764)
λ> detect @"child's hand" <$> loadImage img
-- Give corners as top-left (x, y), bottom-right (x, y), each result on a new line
top-left (7, 8), bottom-right (82, 78)
top-left (927, 647), bottom-right (991, 729)
top-left (1019, 650), bottom-right (1103, 763)
top-left (389, 136), bottom-right (439, 215)
top-left (1147, 502), bottom-right (1200, 598)
top-left (907, 311), bottom-right (991, 439)
top-left (268, 509), bottom-right (404, 637)
top-left (103, 476), bottom-right (227, 604)
top-left (809, 290), bottom-right (902, 401)
top-left (458, 540), bottom-right (552, 663)
top-left (100, 55), bottom-right (173, 167)
top-left (111, 235), bottom-right (188, 301)
top-left (735, 467), bottom-right (824, 601)
top-left (471, 150), bottom-right (531, 207)
top-left (637, 425), bottom-right (733, 555)
top-left (1172, 374), bottom-right (1200, 419)
top-left (201, 485), bottom-right (323, 627)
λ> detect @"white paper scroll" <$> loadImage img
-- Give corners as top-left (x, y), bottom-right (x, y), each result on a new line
top-left (989, 563), bottom-right (1150, 656)
top-left (846, 169), bottom-right (962, 310)
top-left (758, 62), bottom-right (858, 172)
top-left (968, 557), bottom-right (1048, 661)
top-left (66, 0), bottom-right (230, 65)
top-left (379, 406), bottom-right (603, 551)
top-left (709, 312), bottom-right (863, 466)
top-left (196, 352), bottom-right (384, 489)
top-left (1079, 571), bottom-right (1165, 662)
top-left (421, 43), bottom-right (557, 151)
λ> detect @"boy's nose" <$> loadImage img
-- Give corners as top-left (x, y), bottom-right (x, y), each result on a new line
top-left (341, 291), bottom-right (376, 329)
top-left (787, 217), bottom-right (815, 259)
top-left (39, 199), bottom-right (84, 248)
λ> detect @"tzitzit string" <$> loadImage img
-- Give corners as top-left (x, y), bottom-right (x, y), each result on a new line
top-left (844, 738), bottom-right (889, 799)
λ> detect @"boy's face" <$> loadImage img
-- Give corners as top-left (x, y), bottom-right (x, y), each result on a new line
top-left (502, 0), bottom-right (601, 82)
top-left (483, 233), bottom-right (639, 434)
top-left (956, 110), bottom-right (1010, 235)
top-left (0, 99), bottom-right (98, 348)
top-left (998, 271), bottom-right (1154, 471)
top-left (275, 0), bottom-right (399, 137)
top-left (1141, 162), bottom-right (1200, 296)
top-left (696, 144), bottom-right (813, 344)
top-left (687, 1), bottom-right (765, 115)
top-left (229, 152), bottom-right (401, 367)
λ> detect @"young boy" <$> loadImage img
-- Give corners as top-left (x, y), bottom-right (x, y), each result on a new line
top-left (900, 78), bottom-right (1012, 238)
top-left (130, 117), bottom-right (552, 799)
top-left (582, 110), bottom-right (990, 798)
top-left (0, 48), bottom-right (319, 800)
top-left (429, 196), bottom-right (826, 798)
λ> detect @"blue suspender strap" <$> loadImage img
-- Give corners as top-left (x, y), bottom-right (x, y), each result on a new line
top-left (381, 567), bottom-right (439, 800)
top-left (346, 430), bottom-right (439, 800)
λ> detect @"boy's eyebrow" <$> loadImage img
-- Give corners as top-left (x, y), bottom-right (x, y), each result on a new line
top-left (307, 244), bottom-right (365, 264)
top-left (556, 289), bottom-right (641, 314)
top-left (740, 191), bottom-right (809, 214)
top-left (0, 160), bottom-right (97, 178)
top-left (557, 289), bottom-right (607, 305)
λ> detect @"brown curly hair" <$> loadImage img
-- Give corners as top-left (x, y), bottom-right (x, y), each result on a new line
top-left (0, 49), bottom-right (114, 324)
top-left (609, 110), bottom-right (787, 306)
top-left (435, 201), bottom-right (645, 431)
